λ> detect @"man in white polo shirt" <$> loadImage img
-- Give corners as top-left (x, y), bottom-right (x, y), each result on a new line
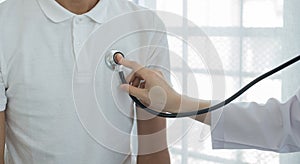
top-left (0, 0), bottom-right (170, 163)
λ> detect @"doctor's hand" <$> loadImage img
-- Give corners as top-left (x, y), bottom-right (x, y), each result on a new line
top-left (117, 56), bottom-right (211, 124)
top-left (117, 56), bottom-right (181, 113)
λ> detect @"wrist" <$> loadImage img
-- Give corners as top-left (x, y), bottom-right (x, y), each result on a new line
top-left (166, 92), bottom-right (181, 113)
top-left (178, 96), bottom-right (211, 113)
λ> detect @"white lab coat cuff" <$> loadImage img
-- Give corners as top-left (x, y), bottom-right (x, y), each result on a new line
top-left (296, 88), bottom-right (300, 101)
top-left (210, 100), bottom-right (225, 149)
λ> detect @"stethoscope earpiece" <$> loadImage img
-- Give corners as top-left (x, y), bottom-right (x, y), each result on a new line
top-left (105, 50), bottom-right (124, 71)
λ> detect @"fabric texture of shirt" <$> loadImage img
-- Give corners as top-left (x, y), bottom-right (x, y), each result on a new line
top-left (211, 88), bottom-right (300, 153)
top-left (0, 0), bottom-right (169, 163)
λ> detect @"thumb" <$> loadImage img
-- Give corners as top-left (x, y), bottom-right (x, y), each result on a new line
top-left (120, 84), bottom-right (147, 100)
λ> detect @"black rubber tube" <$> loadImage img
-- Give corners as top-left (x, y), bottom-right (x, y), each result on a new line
top-left (119, 55), bottom-right (300, 118)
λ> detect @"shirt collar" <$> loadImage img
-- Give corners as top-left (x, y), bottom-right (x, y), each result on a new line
top-left (36, 0), bottom-right (108, 23)
top-left (85, 0), bottom-right (108, 24)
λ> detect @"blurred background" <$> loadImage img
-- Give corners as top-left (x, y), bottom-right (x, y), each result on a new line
top-left (130, 0), bottom-right (300, 163)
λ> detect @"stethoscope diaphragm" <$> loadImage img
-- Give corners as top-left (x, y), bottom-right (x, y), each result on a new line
top-left (105, 50), bottom-right (124, 71)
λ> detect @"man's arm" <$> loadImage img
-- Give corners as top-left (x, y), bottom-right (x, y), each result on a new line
top-left (136, 108), bottom-right (170, 164)
top-left (0, 111), bottom-right (5, 164)
top-left (134, 13), bottom-right (171, 163)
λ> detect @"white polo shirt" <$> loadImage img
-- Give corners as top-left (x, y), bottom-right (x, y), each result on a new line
top-left (0, 0), bottom-right (169, 163)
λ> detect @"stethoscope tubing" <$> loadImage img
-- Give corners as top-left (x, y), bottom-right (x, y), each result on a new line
top-left (118, 54), bottom-right (300, 118)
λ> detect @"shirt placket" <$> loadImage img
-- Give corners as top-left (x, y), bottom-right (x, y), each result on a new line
top-left (72, 15), bottom-right (95, 77)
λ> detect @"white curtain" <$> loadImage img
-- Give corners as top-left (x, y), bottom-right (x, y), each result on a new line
top-left (132, 0), bottom-right (300, 163)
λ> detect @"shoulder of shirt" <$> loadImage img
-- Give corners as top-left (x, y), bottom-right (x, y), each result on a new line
top-left (109, 0), bottom-right (165, 29)
top-left (0, 0), bottom-right (19, 12)
top-left (112, 0), bottom-right (148, 12)
top-left (0, 0), bottom-right (20, 22)
top-left (109, 0), bottom-right (160, 20)
top-left (0, 0), bottom-right (10, 37)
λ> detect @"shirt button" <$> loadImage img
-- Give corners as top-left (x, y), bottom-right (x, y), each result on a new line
top-left (75, 17), bottom-right (83, 24)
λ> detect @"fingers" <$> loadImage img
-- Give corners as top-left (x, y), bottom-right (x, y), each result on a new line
top-left (140, 81), bottom-right (146, 89)
top-left (154, 70), bottom-right (164, 77)
top-left (118, 58), bottom-right (143, 72)
top-left (114, 53), bottom-right (124, 64)
top-left (132, 77), bottom-right (141, 87)
top-left (125, 68), bottom-right (163, 88)
top-left (120, 84), bottom-right (148, 102)
top-left (118, 58), bottom-right (150, 78)
top-left (126, 68), bottom-right (145, 85)
top-left (126, 71), bottom-right (143, 85)
top-left (126, 71), bottom-right (134, 83)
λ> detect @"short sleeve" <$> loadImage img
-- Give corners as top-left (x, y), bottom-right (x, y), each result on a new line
top-left (145, 14), bottom-right (171, 83)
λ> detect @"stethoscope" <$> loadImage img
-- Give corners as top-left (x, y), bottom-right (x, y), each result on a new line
top-left (106, 50), bottom-right (300, 118)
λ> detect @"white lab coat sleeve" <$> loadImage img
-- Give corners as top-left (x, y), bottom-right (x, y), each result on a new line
top-left (211, 89), bottom-right (300, 153)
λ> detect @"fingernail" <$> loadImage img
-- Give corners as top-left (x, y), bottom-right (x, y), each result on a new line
top-left (114, 53), bottom-right (124, 64)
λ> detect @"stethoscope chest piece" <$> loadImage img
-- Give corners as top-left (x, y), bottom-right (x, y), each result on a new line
top-left (105, 50), bottom-right (124, 71)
